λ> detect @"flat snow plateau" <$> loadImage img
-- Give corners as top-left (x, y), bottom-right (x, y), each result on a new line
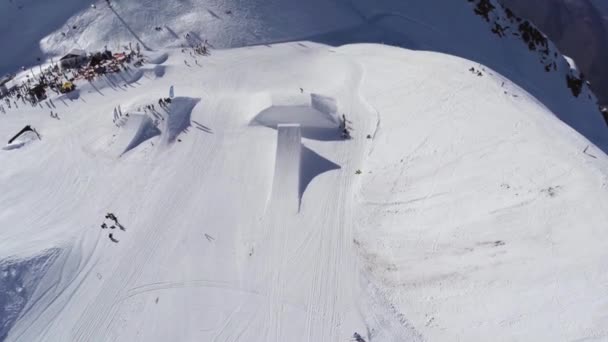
top-left (1, 42), bottom-right (608, 341)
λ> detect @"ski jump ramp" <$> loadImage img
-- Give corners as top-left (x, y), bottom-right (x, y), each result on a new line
top-left (271, 124), bottom-right (302, 213)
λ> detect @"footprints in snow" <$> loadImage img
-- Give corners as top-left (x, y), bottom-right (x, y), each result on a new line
top-left (500, 183), bottom-right (563, 198)
top-left (540, 186), bottom-right (562, 198)
top-left (469, 66), bottom-right (521, 98)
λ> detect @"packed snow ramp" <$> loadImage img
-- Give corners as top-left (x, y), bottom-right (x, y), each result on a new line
top-left (271, 124), bottom-right (302, 213)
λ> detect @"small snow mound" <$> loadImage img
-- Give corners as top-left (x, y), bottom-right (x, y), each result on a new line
top-left (3, 142), bottom-right (27, 151)
top-left (146, 52), bottom-right (169, 65)
top-left (3, 131), bottom-right (39, 151)
top-left (153, 65), bottom-right (165, 78)
top-left (120, 69), bottom-right (143, 85)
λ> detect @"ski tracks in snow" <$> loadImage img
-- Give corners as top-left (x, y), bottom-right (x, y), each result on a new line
top-left (69, 102), bottom-right (217, 342)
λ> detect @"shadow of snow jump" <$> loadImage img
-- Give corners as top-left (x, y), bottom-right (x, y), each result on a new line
top-left (165, 97), bottom-right (201, 143)
top-left (299, 146), bottom-right (341, 206)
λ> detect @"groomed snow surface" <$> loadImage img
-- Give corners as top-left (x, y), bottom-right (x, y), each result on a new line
top-left (1, 0), bottom-right (608, 341)
top-left (1, 42), bottom-right (607, 342)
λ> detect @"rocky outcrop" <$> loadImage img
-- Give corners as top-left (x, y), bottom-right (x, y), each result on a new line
top-left (499, 0), bottom-right (608, 105)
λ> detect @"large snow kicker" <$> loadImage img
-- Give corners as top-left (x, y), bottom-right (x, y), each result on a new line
top-left (271, 124), bottom-right (302, 213)
top-left (122, 115), bottom-right (161, 155)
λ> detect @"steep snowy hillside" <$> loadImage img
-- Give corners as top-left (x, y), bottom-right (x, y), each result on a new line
top-left (499, 0), bottom-right (608, 106)
top-left (1, 0), bottom-right (608, 341)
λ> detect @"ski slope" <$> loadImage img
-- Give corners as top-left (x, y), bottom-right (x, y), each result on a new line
top-left (2, 0), bottom-right (606, 151)
top-left (1, 0), bottom-right (608, 341)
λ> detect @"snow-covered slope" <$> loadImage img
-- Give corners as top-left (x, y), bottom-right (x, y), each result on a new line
top-left (1, 0), bottom-right (608, 341)
top-left (3, 0), bottom-right (607, 151)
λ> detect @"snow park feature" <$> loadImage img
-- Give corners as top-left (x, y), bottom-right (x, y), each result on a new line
top-left (252, 93), bottom-right (342, 140)
top-left (118, 114), bottom-right (161, 156)
top-left (164, 97), bottom-right (200, 144)
top-left (1, 0), bottom-right (608, 341)
top-left (271, 124), bottom-right (302, 213)
top-left (3, 126), bottom-right (40, 151)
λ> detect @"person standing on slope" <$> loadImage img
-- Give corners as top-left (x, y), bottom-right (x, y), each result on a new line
top-left (340, 114), bottom-right (350, 139)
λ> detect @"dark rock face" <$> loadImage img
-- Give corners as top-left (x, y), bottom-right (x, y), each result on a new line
top-left (499, 0), bottom-right (608, 105)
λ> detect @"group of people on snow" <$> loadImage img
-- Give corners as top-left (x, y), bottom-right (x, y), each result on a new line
top-left (101, 212), bottom-right (126, 243)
